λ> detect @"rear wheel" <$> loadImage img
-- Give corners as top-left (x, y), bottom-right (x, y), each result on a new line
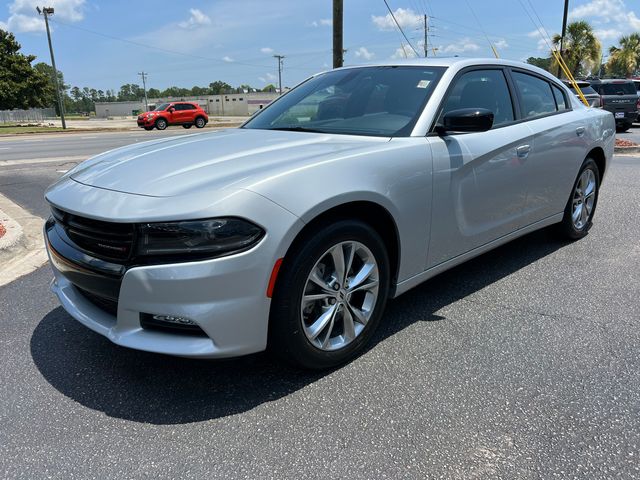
top-left (155, 118), bottom-right (168, 130)
top-left (269, 220), bottom-right (390, 369)
top-left (195, 116), bottom-right (206, 128)
top-left (557, 158), bottom-right (600, 240)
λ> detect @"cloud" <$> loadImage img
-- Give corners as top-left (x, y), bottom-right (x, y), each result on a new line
top-left (441, 38), bottom-right (480, 54)
top-left (0, 20), bottom-right (7, 30)
top-left (569, 0), bottom-right (640, 40)
top-left (260, 47), bottom-right (274, 54)
top-left (528, 29), bottom-right (549, 51)
top-left (3, 0), bottom-right (85, 33)
top-left (391, 44), bottom-right (418, 59)
top-left (266, 72), bottom-right (277, 81)
top-left (372, 8), bottom-right (421, 31)
top-left (310, 18), bottom-right (332, 27)
top-left (494, 39), bottom-right (508, 49)
top-left (222, 55), bottom-right (234, 62)
top-left (178, 8), bottom-right (211, 29)
top-left (354, 46), bottom-right (374, 60)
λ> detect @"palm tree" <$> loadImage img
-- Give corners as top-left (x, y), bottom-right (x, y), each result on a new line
top-left (607, 33), bottom-right (640, 77)
top-left (552, 21), bottom-right (602, 78)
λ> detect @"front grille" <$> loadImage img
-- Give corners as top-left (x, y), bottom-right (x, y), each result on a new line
top-left (77, 287), bottom-right (119, 316)
top-left (52, 207), bottom-right (135, 261)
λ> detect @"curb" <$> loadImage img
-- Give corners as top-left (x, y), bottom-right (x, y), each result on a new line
top-left (0, 193), bottom-right (47, 288)
top-left (614, 146), bottom-right (640, 155)
top-left (0, 123), bottom-right (243, 137)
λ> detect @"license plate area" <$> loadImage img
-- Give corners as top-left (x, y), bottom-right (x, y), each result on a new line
top-left (615, 112), bottom-right (625, 118)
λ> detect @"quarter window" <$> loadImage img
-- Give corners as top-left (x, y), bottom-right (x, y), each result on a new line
top-left (440, 69), bottom-right (515, 128)
top-left (552, 84), bottom-right (569, 111)
top-left (513, 72), bottom-right (557, 118)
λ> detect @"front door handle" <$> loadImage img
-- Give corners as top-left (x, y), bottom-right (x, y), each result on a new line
top-left (576, 126), bottom-right (586, 137)
top-left (516, 144), bottom-right (531, 158)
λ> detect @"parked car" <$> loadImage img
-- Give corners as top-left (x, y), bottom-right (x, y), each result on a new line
top-left (137, 102), bottom-right (208, 130)
top-left (587, 79), bottom-right (637, 131)
top-left (45, 59), bottom-right (614, 369)
top-left (562, 80), bottom-right (601, 108)
top-left (631, 78), bottom-right (640, 121)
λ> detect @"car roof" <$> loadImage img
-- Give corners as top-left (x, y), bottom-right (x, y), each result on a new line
top-left (589, 78), bottom-right (634, 84)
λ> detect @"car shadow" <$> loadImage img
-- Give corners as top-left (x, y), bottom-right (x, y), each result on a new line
top-left (31, 227), bottom-right (567, 425)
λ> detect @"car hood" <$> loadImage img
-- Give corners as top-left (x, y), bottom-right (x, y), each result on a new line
top-left (68, 129), bottom-right (390, 197)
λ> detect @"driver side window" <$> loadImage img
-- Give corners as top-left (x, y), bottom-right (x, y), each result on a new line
top-left (440, 69), bottom-right (515, 128)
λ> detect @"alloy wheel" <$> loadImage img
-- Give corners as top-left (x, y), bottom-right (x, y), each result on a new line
top-left (572, 168), bottom-right (596, 230)
top-left (300, 241), bottom-right (379, 351)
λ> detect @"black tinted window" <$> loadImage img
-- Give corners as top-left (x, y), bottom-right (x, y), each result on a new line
top-left (441, 69), bottom-right (514, 127)
top-left (175, 104), bottom-right (195, 111)
top-left (552, 85), bottom-right (569, 111)
top-left (569, 85), bottom-right (597, 95)
top-left (513, 72), bottom-right (556, 118)
top-left (596, 83), bottom-right (636, 95)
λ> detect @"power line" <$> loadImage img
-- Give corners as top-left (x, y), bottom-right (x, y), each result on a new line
top-left (463, 0), bottom-right (499, 58)
top-left (382, 0), bottom-right (420, 56)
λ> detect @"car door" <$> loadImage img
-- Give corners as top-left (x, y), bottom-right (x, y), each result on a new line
top-left (510, 70), bottom-right (590, 224)
top-left (426, 67), bottom-right (534, 267)
top-left (172, 103), bottom-right (188, 123)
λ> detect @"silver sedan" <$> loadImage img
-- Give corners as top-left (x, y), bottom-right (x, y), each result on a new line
top-left (44, 58), bottom-right (615, 369)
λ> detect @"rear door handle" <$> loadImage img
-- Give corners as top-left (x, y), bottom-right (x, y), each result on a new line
top-left (516, 144), bottom-right (531, 158)
top-left (576, 126), bottom-right (586, 137)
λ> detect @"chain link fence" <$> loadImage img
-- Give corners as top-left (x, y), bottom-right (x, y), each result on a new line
top-left (0, 108), bottom-right (57, 124)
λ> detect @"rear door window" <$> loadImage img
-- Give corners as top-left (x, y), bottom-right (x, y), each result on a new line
top-left (597, 83), bottom-right (636, 95)
top-left (512, 71), bottom-right (557, 119)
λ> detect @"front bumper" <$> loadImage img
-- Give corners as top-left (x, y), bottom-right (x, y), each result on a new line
top-left (46, 233), bottom-right (275, 358)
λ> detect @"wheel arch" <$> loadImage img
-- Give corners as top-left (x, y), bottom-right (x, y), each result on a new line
top-left (587, 146), bottom-right (606, 181)
top-left (279, 200), bottom-right (402, 292)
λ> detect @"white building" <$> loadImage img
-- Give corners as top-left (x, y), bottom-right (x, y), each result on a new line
top-left (94, 92), bottom-right (281, 118)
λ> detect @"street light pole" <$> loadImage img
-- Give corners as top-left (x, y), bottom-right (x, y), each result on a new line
top-left (138, 71), bottom-right (149, 111)
top-left (37, 6), bottom-right (66, 129)
top-left (273, 55), bottom-right (285, 94)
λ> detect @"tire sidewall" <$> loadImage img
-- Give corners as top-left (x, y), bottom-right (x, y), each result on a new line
top-left (156, 118), bottom-right (167, 130)
top-left (195, 117), bottom-right (206, 128)
top-left (269, 220), bottom-right (390, 369)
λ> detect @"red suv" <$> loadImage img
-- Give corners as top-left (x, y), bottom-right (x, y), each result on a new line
top-left (137, 102), bottom-right (208, 131)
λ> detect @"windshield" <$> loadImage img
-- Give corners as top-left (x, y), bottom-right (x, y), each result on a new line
top-left (243, 66), bottom-right (446, 137)
top-left (597, 83), bottom-right (636, 95)
top-left (153, 103), bottom-right (170, 111)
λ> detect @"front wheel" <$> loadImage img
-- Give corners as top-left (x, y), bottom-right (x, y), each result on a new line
top-left (558, 158), bottom-right (600, 240)
top-left (269, 220), bottom-right (390, 369)
top-left (155, 118), bottom-right (168, 130)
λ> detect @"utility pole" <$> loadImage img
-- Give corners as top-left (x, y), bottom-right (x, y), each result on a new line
top-left (36, 6), bottom-right (66, 129)
top-left (333, 0), bottom-right (343, 68)
top-left (273, 55), bottom-right (285, 94)
top-left (424, 15), bottom-right (429, 58)
top-left (558, 0), bottom-right (569, 78)
top-left (138, 71), bottom-right (149, 111)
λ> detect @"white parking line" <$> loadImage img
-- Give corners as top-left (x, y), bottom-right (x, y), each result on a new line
top-left (80, 136), bottom-right (97, 139)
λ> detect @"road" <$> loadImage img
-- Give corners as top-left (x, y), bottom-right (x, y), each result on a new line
top-left (0, 131), bottom-right (639, 479)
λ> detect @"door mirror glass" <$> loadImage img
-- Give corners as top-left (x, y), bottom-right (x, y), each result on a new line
top-left (439, 108), bottom-right (494, 133)
top-left (168, 107), bottom-right (175, 113)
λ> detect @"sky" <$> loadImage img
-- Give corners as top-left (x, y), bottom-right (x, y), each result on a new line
top-left (2, 0), bottom-right (640, 92)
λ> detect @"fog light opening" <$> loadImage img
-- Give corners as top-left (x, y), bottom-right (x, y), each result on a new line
top-left (140, 313), bottom-right (207, 336)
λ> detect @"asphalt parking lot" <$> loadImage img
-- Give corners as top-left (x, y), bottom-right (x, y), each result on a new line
top-left (0, 129), bottom-right (639, 478)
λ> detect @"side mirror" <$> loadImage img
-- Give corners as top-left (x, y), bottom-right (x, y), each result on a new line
top-left (168, 107), bottom-right (175, 113)
top-left (438, 108), bottom-right (494, 134)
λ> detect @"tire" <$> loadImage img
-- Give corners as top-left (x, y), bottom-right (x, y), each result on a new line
top-left (269, 220), bottom-right (390, 369)
top-left (195, 116), bottom-right (206, 128)
top-left (182, 124), bottom-right (192, 129)
top-left (155, 118), bottom-right (168, 130)
top-left (557, 158), bottom-right (600, 240)
top-left (144, 126), bottom-right (154, 131)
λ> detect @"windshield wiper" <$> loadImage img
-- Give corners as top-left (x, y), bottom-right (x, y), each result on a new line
top-left (268, 126), bottom-right (329, 133)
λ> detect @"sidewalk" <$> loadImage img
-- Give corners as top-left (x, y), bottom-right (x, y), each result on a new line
top-left (46, 116), bottom-right (248, 130)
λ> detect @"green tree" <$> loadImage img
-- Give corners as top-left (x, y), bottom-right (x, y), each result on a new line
top-left (147, 87), bottom-right (161, 98)
top-left (0, 29), bottom-right (52, 110)
top-left (607, 33), bottom-right (640, 77)
top-left (262, 84), bottom-right (277, 92)
top-left (526, 56), bottom-right (552, 71)
top-left (551, 21), bottom-right (601, 78)
top-left (33, 62), bottom-right (68, 113)
top-left (208, 80), bottom-right (232, 94)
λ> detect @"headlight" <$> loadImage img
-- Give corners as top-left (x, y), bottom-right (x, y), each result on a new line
top-left (137, 218), bottom-right (264, 258)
